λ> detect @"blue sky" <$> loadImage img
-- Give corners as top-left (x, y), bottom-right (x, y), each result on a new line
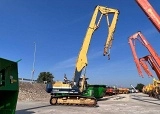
top-left (0, 0), bottom-right (160, 87)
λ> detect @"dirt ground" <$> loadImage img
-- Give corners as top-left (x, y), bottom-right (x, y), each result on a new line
top-left (16, 93), bottom-right (160, 114)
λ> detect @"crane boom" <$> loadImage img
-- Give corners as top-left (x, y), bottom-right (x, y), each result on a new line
top-left (73, 5), bottom-right (119, 86)
top-left (139, 55), bottom-right (160, 80)
top-left (128, 31), bottom-right (160, 78)
top-left (139, 55), bottom-right (153, 77)
top-left (136, 0), bottom-right (160, 32)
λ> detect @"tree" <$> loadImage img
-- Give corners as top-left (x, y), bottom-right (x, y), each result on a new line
top-left (37, 72), bottom-right (54, 83)
top-left (135, 83), bottom-right (145, 92)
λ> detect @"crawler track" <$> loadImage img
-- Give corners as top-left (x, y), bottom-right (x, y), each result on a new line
top-left (50, 95), bottom-right (97, 107)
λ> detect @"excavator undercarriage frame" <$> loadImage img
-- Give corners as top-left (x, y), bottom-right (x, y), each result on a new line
top-left (50, 95), bottom-right (97, 107)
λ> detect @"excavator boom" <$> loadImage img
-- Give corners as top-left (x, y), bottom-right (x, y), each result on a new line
top-left (139, 56), bottom-right (153, 77)
top-left (73, 6), bottom-right (119, 86)
top-left (140, 55), bottom-right (160, 80)
top-left (128, 33), bottom-right (143, 77)
top-left (129, 31), bottom-right (160, 66)
top-left (128, 31), bottom-right (160, 79)
top-left (136, 0), bottom-right (160, 32)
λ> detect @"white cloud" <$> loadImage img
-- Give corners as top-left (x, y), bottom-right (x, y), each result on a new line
top-left (53, 57), bottom-right (76, 70)
top-left (53, 50), bottom-right (103, 70)
top-left (88, 50), bottom-right (102, 59)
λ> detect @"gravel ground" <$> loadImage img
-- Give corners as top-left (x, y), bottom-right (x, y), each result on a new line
top-left (18, 82), bottom-right (50, 101)
top-left (16, 93), bottom-right (160, 114)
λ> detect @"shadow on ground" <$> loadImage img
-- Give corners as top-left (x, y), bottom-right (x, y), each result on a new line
top-left (16, 110), bottom-right (35, 114)
top-left (98, 96), bottom-right (115, 101)
top-left (131, 94), bottom-right (160, 101)
top-left (132, 97), bottom-right (160, 105)
top-left (98, 95), bottom-right (126, 101)
top-left (16, 104), bottom-right (51, 114)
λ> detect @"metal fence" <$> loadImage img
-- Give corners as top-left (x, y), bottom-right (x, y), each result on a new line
top-left (18, 78), bottom-right (37, 83)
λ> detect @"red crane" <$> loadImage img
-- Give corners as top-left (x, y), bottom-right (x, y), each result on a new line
top-left (139, 55), bottom-right (153, 77)
top-left (139, 55), bottom-right (160, 79)
top-left (136, 0), bottom-right (160, 32)
top-left (128, 31), bottom-right (160, 79)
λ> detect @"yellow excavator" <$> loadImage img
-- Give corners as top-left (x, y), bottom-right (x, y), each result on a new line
top-left (46, 5), bottom-right (119, 107)
top-left (144, 83), bottom-right (154, 95)
top-left (149, 78), bottom-right (160, 99)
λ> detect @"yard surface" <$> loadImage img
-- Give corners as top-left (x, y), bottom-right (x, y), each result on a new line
top-left (16, 93), bottom-right (160, 114)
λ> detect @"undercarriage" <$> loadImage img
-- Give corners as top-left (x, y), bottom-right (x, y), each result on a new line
top-left (50, 95), bottom-right (97, 107)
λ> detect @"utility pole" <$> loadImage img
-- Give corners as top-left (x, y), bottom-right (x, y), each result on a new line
top-left (31, 42), bottom-right (36, 83)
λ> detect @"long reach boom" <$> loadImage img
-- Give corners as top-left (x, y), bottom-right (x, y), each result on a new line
top-left (136, 0), bottom-right (160, 32)
top-left (128, 31), bottom-right (160, 79)
top-left (73, 5), bottom-right (119, 86)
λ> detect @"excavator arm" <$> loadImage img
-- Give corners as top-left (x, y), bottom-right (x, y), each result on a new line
top-left (129, 31), bottom-right (160, 67)
top-left (139, 56), bottom-right (153, 77)
top-left (129, 31), bottom-right (160, 79)
top-left (136, 0), bottom-right (160, 32)
top-left (140, 55), bottom-right (160, 79)
top-left (103, 8), bottom-right (119, 57)
top-left (128, 32), bottom-right (143, 77)
top-left (73, 5), bottom-right (119, 86)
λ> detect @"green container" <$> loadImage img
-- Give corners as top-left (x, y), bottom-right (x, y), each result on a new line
top-left (0, 58), bottom-right (19, 114)
top-left (84, 85), bottom-right (106, 99)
